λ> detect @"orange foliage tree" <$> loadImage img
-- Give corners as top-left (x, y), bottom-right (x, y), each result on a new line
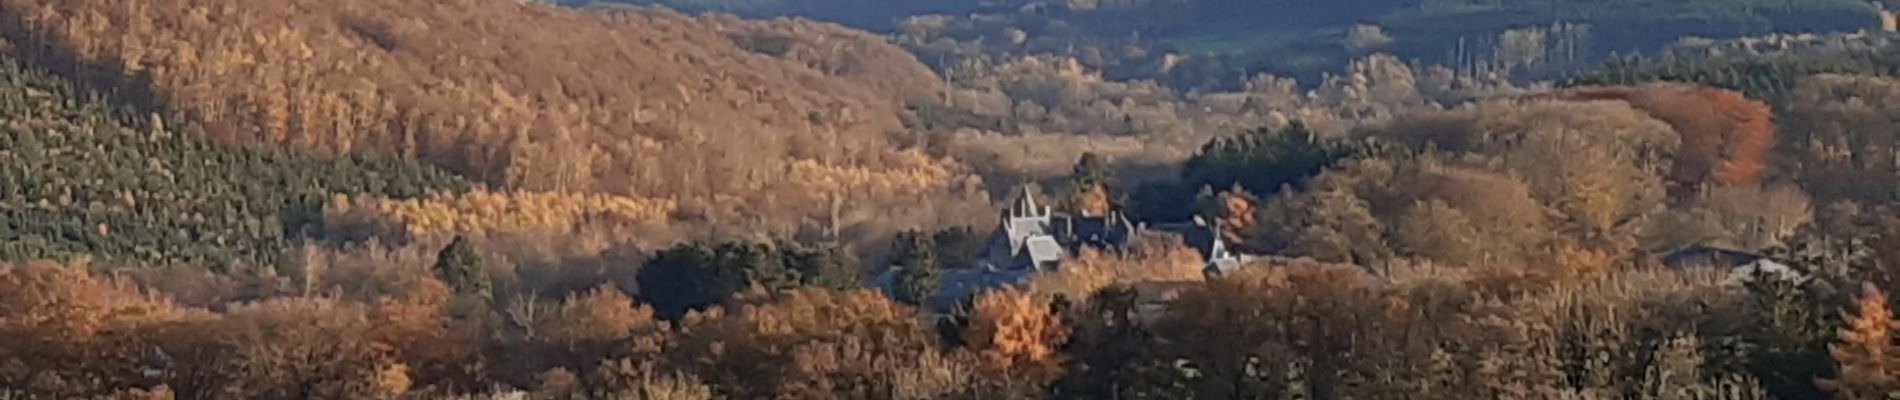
top-left (964, 288), bottom-right (1070, 387)
top-left (156, 298), bottom-right (398, 399)
top-left (1819, 283), bottom-right (1900, 399)
top-left (1562, 83), bottom-right (1776, 195)
top-left (1075, 184), bottom-right (1112, 216)
top-left (364, 276), bottom-right (487, 391)
top-left (513, 284), bottom-right (669, 386)
top-left (1195, 186), bottom-right (1257, 246)
top-left (0, 262), bottom-right (184, 397)
top-left (670, 288), bottom-right (975, 399)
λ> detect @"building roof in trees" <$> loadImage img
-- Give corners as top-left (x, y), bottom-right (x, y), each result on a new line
top-left (981, 186), bottom-right (1142, 271)
top-left (1661, 244), bottom-right (1816, 286)
top-left (877, 188), bottom-right (1265, 312)
top-left (1150, 216), bottom-right (1250, 274)
top-left (1024, 236), bottom-right (1064, 268)
top-left (1728, 258), bottom-right (1806, 284)
top-left (1661, 243), bottom-right (1768, 270)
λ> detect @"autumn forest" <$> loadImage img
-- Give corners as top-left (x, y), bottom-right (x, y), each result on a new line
top-left (5, 0), bottom-right (1900, 398)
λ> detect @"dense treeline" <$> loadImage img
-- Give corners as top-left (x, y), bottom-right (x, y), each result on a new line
top-left (629, 0), bottom-right (1882, 93)
top-left (8, 236), bottom-right (1900, 399)
top-left (1377, 0), bottom-right (1873, 52)
top-left (1129, 122), bottom-right (1363, 223)
top-left (573, 0), bottom-right (1024, 29)
top-left (1569, 40), bottom-right (1900, 104)
top-left (596, 0), bottom-right (1876, 40)
top-left (0, 59), bottom-right (466, 268)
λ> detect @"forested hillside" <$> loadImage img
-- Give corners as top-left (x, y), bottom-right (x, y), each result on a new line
top-left (11, 0), bottom-right (1900, 398)
top-left (0, 58), bottom-right (466, 268)
top-left (0, 0), bottom-right (985, 247)
top-left (595, 0), bottom-right (1882, 89)
top-left (1571, 32), bottom-right (1900, 103)
top-left (587, 0), bottom-right (1874, 36)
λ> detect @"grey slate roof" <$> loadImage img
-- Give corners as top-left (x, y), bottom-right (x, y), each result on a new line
top-left (876, 186), bottom-right (1257, 312)
top-left (1008, 217), bottom-right (1050, 250)
top-left (1661, 244), bottom-right (1767, 270)
top-left (1151, 219), bottom-right (1220, 261)
top-left (1024, 236), bottom-right (1064, 268)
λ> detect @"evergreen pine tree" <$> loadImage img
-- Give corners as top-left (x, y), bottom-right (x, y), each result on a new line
top-left (718, 242), bottom-right (799, 294)
top-left (1181, 121), bottom-right (1353, 200)
top-left (890, 230), bottom-right (940, 306)
top-left (433, 235), bottom-right (491, 300)
top-left (1069, 153), bottom-right (1118, 215)
top-left (783, 242), bottom-right (861, 290)
top-left (638, 242), bottom-right (721, 320)
top-left (1743, 272), bottom-right (1838, 399)
top-left (931, 226), bottom-right (984, 270)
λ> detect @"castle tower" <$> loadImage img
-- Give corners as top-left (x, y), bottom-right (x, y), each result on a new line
top-left (1008, 184), bottom-right (1043, 218)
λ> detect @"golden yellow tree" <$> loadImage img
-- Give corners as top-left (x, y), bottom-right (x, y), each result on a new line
top-left (535, 284), bottom-right (668, 356)
top-left (364, 276), bottom-right (488, 390)
top-left (784, 151), bottom-right (954, 238)
top-left (1819, 283), bottom-right (1900, 399)
top-left (964, 288), bottom-right (1071, 387)
top-left (326, 189), bottom-right (676, 238)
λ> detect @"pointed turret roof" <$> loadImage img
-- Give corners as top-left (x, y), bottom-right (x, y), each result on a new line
top-left (1010, 184), bottom-right (1040, 217)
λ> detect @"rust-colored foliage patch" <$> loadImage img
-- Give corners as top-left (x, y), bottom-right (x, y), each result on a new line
top-left (1557, 83), bottom-right (1776, 194)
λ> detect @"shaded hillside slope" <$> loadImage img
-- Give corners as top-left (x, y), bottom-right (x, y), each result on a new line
top-left (0, 58), bottom-right (468, 268)
top-left (685, 10), bottom-right (944, 103)
top-left (0, 0), bottom-right (969, 238)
